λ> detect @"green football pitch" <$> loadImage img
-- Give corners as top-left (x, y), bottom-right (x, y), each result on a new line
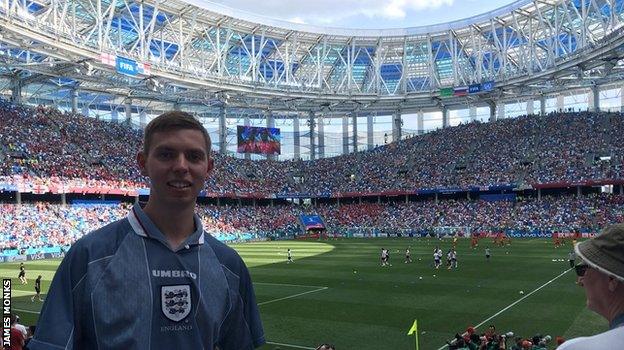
top-left (1, 238), bottom-right (608, 350)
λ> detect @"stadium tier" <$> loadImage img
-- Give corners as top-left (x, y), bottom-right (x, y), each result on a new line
top-left (1, 101), bottom-right (622, 197)
top-left (2, 194), bottom-right (623, 252)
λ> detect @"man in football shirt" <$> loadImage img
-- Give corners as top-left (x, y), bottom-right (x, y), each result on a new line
top-left (433, 247), bottom-right (441, 269)
top-left (31, 275), bottom-right (43, 302)
top-left (568, 249), bottom-right (576, 268)
top-left (18, 263), bottom-right (27, 284)
top-left (450, 249), bottom-right (458, 269)
top-left (380, 248), bottom-right (387, 266)
top-left (404, 247), bottom-right (412, 264)
top-left (30, 111), bottom-right (265, 350)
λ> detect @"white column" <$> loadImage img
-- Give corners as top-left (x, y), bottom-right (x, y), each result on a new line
top-left (590, 85), bottom-right (600, 112)
top-left (497, 102), bottom-right (505, 120)
top-left (442, 106), bottom-right (449, 128)
top-left (139, 110), bottom-right (147, 128)
top-left (352, 112), bottom-right (358, 152)
top-left (71, 89), bottom-right (78, 114)
top-left (293, 114), bottom-right (300, 160)
top-left (342, 114), bottom-right (349, 155)
top-left (417, 110), bottom-right (424, 134)
top-left (620, 86), bottom-right (624, 113)
top-left (317, 114), bottom-right (325, 159)
top-left (309, 111), bottom-right (316, 160)
top-left (11, 77), bottom-right (21, 103)
top-left (219, 106), bottom-right (227, 155)
top-left (526, 99), bottom-right (534, 115)
top-left (469, 106), bottom-right (477, 122)
top-left (124, 99), bottom-right (132, 124)
top-left (244, 115), bottom-right (251, 160)
top-left (392, 109), bottom-right (402, 141)
top-left (367, 113), bottom-right (374, 150)
top-left (556, 94), bottom-right (564, 112)
top-left (540, 95), bottom-right (546, 115)
top-left (266, 110), bottom-right (275, 160)
top-left (488, 101), bottom-right (496, 122)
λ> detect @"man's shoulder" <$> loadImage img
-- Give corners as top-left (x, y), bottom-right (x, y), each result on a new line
top-left (203, 234), bottom-right (245, 271)
top-left (557, 327), bottom-right (624, 349)
top-left (69, 217), bottom-right (133, 259)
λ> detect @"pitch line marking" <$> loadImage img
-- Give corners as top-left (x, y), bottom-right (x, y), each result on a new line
top-left (265, 341), bottom-right (315, 349)
top-left (12, 308), bottom-right (41, 314)
top-left (9, 290), bottom-right (37, 296)
top-left (436, 268), bottom-right (573, 350)
top-left (258, 286), bottom-right (329, 306)
top-left (255, 282), bottom-right (327, 289)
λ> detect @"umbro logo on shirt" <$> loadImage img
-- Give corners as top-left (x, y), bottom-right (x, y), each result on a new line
top-left (152, 270), bottom-right (197, 279)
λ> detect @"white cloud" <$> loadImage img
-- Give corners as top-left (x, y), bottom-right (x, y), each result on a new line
top-left (288, 16), bottom-right (306, 24)
top-left (209, 0), bottom-right (456, 25)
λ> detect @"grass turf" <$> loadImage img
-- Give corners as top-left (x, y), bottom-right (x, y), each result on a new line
top-left (1, 238), bottom-right (606, 349)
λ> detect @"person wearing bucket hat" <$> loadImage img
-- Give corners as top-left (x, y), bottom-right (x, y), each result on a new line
top-left (556, 224), bottom-right (624, 349)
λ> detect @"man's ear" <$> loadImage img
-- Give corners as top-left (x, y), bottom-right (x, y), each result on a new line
top-left (137, 152), bottom-right (148, 177)
top-left (608, 276), bottom-right (621, 292)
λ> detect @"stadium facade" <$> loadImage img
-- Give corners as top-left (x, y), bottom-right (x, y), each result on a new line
top-left (0, 0), bottom-right (623, 160)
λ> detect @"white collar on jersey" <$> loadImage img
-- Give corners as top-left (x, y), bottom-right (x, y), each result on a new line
top-left (127, 203), bottom-right (205, 246)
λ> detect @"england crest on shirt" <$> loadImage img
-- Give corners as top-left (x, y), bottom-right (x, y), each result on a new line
top-left (161, 285), bottom-right (191, 322)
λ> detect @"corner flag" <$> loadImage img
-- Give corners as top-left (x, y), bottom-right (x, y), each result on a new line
top-left (407, 319), bottom-right (417, 335)
top-left (407, 319), bottom-right (419, 350)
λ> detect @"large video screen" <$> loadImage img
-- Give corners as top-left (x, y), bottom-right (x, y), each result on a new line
top-left (236, 126), bottom-right (281, 155)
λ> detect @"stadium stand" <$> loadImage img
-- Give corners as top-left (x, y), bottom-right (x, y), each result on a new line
top-left (2, 194), bottom-right (623, 254)
top-left (1, 101), bottom-right (623, 196)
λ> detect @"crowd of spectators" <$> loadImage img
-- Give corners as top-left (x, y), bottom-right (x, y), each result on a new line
top-left (1, 99), bottom-right (623, 195)
top-left (0, 202), bottom-right (129, 251)
top-left (0, 100), bottom-right (143, 190)
top-left (447, 324), bottom-right (565, 350)
top-left (2, 194), bottom-right (622, 251)
top-left (317, 193), bottom-right (624, 236)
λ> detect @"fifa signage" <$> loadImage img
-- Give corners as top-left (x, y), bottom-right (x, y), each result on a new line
top-left (481, 81), bottom-right (494, 91)
top-left (468, 84), bottom-right (481, 93)
top-left (116, 56), bottom-right (138, 76)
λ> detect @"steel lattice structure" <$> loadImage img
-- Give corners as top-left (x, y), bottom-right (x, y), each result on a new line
top-left (0, 0), bottom-right (623, 114)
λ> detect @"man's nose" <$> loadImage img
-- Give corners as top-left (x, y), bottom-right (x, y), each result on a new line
top-left (172, 154), bottom-right (190, 171)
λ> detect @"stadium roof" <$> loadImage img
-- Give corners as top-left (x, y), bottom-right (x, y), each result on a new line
top-left (0, 0), bottom-right (623, 116)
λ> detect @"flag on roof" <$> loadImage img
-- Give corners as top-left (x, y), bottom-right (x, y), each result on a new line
top-left (100, 53), bottom-right (116, 66)
top-left (137, 62), bottom-right (151, 75)
top-left (453, 86), bottom-right (468, 96)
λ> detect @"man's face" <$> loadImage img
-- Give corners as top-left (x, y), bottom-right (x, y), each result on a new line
top-left (138, 129), bottom-right (213, 208)
top-left (578, 266), bottom-right (612, 316)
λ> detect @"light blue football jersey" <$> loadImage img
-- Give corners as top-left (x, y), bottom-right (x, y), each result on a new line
top-left (30, 203), bottom-right (265, 350)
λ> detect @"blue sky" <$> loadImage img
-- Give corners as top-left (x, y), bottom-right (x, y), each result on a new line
top-left (205, 0), bottom-right (517, 29)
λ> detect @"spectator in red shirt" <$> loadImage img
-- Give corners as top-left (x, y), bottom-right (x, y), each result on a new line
top-left (10, 313), bottom-right (25, 350)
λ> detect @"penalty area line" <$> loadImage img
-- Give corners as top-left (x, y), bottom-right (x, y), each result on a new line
top-left (258, 286), bottom-right (329, 306)
top-left (255, 282), bottom-right (327, 289)
top-left (436, 268), bottom-right (573, 350)
top-left (265, 341), bottom-right (315, 349)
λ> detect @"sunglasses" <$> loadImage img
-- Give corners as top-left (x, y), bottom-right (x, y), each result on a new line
top-left (575, 263), bottom-right (589, 277)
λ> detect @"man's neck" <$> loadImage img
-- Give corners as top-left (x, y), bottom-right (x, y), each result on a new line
top-left (143, 202), bottom-right (196, 249)
top-left (603, 293), bottom-right (624, 329)
top-left (608, 303), bottom-right (624, 329)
